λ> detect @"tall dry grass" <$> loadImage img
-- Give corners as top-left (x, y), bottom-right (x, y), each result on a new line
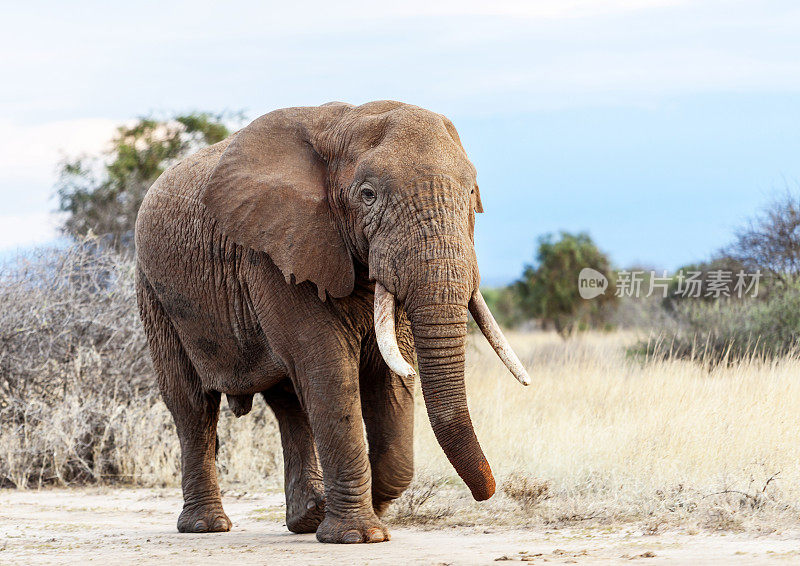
top-left (400, 331), bottom-right (800, 532)
top-left (2, 243), bottom-right (799, 532)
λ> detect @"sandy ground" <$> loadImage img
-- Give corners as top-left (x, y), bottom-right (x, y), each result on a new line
top-left (1, 488), bottom-right (799, 565)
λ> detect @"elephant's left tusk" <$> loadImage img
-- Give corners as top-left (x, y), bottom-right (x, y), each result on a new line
top-left (374, 282), bottom-right (417, 378)
top-left (469, 289), bottom-right (531, 386)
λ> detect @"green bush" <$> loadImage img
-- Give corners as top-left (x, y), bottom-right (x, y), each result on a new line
top-left (634, 191), bottom-right (800, 363)
top-left (515, 232), bottom-right (616, 336)
top-left (56, 112), bottom-right (237, 250)
top-left (633, 283), bottom-right (800, 363)
top-left (479, 286), bottom-right (525, 328)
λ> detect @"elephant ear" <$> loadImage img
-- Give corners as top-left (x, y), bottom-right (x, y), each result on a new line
top-left (440, 113), bottom-right (483, 213)
top-left (201, 105), bottom-right (354, 301)
top-left (473, 184), bottom-right (484, 213)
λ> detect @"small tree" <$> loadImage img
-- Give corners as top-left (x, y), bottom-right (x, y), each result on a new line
top-left (634, 188), bottom-right (800, 363)
top-left (515, 232), bottom-right (616, 336)
top-left (726, 189), bottom-right (800, 286)
top-left (56, 112), bottom-right (237, 250)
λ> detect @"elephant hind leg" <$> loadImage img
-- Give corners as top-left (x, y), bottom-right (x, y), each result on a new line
top-left (137, 272), bottom-right (231, 533)
top-left (263, 383), bottom-right (325, 533)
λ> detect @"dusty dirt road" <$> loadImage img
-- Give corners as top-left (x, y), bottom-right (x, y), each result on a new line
top-left (1, 488), bottom-right (799, 565)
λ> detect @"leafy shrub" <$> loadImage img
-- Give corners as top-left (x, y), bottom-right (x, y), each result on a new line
top-left (479, 286), bottom-right (526, 328)
top-left (514, 232), bottom-right (616, 336)
top-left (56, 112), bottom-right (236, 250)
top-left (634, 191), bottom-right (800, 364)
top-left (479, 233), bottom-right (619, 333)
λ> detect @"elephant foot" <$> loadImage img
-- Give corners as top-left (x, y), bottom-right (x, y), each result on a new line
top-left (286, 485), bottom-right (326, 534)
top-left (315, 514), bottom-right (390, 544)
top-left (177, 502), bottom-right (232, 533)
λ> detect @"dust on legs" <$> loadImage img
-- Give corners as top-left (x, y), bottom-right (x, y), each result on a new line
top-left (177, 499), bottom-right (232, 533)
top-left (299, 358), bottom-right (393, 544)
top-left (316, 513), bottom-right (390, 543)
top-left (284, 475), bottom-right (326, 533)
top-left (360, 339), bottom-right (416, 518)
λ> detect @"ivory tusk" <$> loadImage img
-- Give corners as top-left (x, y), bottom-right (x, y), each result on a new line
top-left (374, 282), bottom-right (417, 378)
top-left (469, 289), bottom-right (531, 386)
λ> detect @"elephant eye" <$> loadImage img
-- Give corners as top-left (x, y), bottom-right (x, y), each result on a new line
top-left (361, 184), bottom-right (377, 205)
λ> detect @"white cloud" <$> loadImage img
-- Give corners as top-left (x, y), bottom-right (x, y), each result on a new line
top-left (0, 118), bottom-right (119, 185)
top-left (339, 0), bottom-right (687, 19)
top-left (0, 118), bottom-right (119, 251)
top-left (3, 1), bottom-right (799, 121)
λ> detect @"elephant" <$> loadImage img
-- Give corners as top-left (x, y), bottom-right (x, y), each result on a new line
top-left (134, 100), bottom-right (530, 544)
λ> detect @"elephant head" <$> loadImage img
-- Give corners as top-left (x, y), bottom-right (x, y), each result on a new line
top-left (201, 101), bottom-right (530, 501)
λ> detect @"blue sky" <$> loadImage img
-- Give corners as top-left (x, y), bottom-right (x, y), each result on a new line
top-left (2, 1), bottom-right (799, 284)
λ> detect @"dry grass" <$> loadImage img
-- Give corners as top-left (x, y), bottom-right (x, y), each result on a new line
top-left (398, 330), bottom-right (800, 532)
top-left (3, 243), bottom-right (800, 533)
top-left (0, 241), bottom-right (279, 489)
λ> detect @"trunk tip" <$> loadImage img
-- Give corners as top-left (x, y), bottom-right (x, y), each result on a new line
top-left (465, 460), bottom-right (496, 501)
top-left (469, 475), bottom-right (496, 501)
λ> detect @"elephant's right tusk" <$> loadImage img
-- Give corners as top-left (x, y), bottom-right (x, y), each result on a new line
top-left (374, 282), bottom-right (417, 378)
top-left (469, 289), bottom-right (531, 386)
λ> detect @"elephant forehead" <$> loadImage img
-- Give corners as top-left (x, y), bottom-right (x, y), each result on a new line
top-left (382, 110), bottom-right (462, 154)
top-left (362, 145), bottom-right (476, 190)
top-left (336, 104), bottom-right (474, 176)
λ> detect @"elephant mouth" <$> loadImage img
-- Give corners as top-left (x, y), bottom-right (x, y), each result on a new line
top-left (373, 281), bottom-right (530, 385)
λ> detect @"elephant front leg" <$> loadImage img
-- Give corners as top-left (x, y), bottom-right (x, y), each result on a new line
top-left (360, 333), bottom-right (415, 516)
top-left (302, 361), bottom-right (390, 544)
top-left (263, 384), bottom-right (325, 533)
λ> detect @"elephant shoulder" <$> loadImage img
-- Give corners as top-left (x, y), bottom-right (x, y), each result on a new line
top-left (146, 136), bottom-right (236, 206)
top-left (135, 136), bottom-right (235, 263)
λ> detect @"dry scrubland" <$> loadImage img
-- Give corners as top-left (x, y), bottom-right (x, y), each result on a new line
top-left (430, 332), bottom-right (800, 533)
top-left (2, 245), bottom-right (800, 536)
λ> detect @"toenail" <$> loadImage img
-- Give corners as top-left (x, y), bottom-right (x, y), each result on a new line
top-left (366, 528), bottom-right (384, 542)
top-left (342, 530), bottom-right (362, 543)
top-left (193, 519), bottom-right (207, 532)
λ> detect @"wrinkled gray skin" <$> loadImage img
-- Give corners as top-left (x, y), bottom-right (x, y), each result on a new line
top-left (135, 101), bottom-right (493, 544)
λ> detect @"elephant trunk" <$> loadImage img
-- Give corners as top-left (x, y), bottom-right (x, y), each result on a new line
top-left (369, 175), bottom-right (496, 500)
top-left (407, 296), bottom-right (495, 501)
top-left (390, 241), bottom-right (495, 500)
